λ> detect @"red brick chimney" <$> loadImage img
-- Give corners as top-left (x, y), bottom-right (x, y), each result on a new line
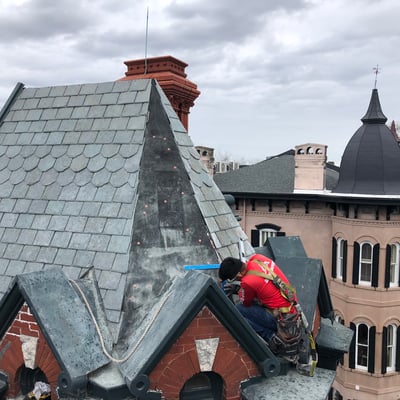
top-left (120, 55), bottom-right (200, 131)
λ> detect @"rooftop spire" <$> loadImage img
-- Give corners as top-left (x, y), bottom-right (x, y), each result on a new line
top-left (360, 88), bottom-right (387, 124)
top-left (373, 64), bottom-right (380, 89)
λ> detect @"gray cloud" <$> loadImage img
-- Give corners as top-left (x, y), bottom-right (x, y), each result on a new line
top-left (1, 0), bottom-right (400, 165)
top-left (0, 0), bottom-right (96, 41)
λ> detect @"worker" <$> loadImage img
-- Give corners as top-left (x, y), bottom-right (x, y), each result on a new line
top-left (219, 254), bottom-right (298, 343)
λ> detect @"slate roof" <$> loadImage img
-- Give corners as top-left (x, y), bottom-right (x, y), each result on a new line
top-left (241, 367), bottom-right (336, 400)
top-left (0, 79), bottom-right (252, 342)
top-left (214, 150), bottom-right (339, 195)
top-left (256, 236), bottom-right (334, 325)
top-left (0, 269), bottom-right (111, 393)
top-left (333, 89), bottom-right (400, 195)
top-left (0, 268), bottom-right (280, 399)
top-left (0, 76), bottom-right (348, 400)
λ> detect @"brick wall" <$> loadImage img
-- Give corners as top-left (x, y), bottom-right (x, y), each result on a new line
top-left (149, 306), bottom-right (261, 400)
top-left (0, 303), bottom-right (61, 399)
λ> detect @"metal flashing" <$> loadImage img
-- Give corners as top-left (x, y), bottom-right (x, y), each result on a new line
top-left (119, 270), bottom-right (280, 397)
top-left (0, 269), bottom-right (110, 395)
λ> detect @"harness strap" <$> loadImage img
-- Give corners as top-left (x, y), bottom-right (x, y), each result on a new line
top-left (247, 260), bottom-right (297, 304)
top-left (248, 259), bottom-right (318, 377)
top-left (264, 304), bottom-right (293, 315)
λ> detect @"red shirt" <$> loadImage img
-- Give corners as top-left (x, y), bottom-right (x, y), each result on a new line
top-left (238, 254), bottom-right (297, 312)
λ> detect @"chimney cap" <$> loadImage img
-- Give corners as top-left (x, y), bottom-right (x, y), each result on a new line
top-left (124, 55), bottom-right (188, 78)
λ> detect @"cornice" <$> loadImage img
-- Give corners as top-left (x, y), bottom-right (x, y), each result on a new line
top-left (332, 216), bottom-right (400, 227)
top-left (241, 210), bottom-right (331, 221)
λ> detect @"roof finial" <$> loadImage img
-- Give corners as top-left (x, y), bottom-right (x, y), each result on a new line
top-left (373, 64), bottom-right (380, 89)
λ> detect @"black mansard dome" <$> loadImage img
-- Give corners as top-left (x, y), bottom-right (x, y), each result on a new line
top-left (333, 89), bottom-right (400, 195)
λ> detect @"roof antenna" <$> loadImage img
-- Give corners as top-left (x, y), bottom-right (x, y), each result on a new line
top-left (373, 64), bottom-right (380, 89)
top-left (144, 6), bottom-right (149, 75)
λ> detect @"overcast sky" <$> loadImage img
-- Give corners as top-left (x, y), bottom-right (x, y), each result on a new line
top-left (1, 0), bottom-right (400, 165)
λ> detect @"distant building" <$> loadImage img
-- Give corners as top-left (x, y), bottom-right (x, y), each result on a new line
top-left (214, 160), bottom-right (241, 174)
top-left (0, 57), bottom-right (349, 400)
top-left (194, 145), bottom-right (242, 176)
top-left (215, 88), bottom-right (400, 400)
top-left (195, 145), bottom-right (215, 175)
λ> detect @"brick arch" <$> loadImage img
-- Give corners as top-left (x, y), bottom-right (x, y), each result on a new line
top-left (150, 345), bottom-right (256, 400)
top-left (213, 346), bottom-right (255, 399)
top-left (151, 349), bottom-right (200, 399)
top-left (0, 337), bottom-right (24, 397)
top-left (0, 305), bottom-right (62, 399)
top-left (35, 336), bottom-right (62, 399)
top-left (148, 307), bottom-right (261, 400)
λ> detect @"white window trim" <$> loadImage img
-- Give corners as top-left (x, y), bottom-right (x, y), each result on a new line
top-left (259, 228), bottom-right (277, 246)
top-left (355, 323), bottom-right (369, 371)
top-left (359, 242), bottom-right (373, 285)
top-left (336, 238), bottom-right (344, 279)
top-left (390, 243), bottom-right (400, 288)
top-left (335, 315), bottom-right (344, 325)
top-left (386, 324), bottom-right (397, 372)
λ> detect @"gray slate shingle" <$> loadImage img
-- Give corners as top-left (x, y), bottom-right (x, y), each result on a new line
top-left (0, 78), bottom-right (251, 342)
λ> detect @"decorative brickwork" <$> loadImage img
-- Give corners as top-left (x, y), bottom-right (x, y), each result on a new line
top-left (149, 306), bottom-right (260, 400)
top-left (121, 55), bottom-right (200, 131)
top-left (0, 304), bottom-right (61, 399)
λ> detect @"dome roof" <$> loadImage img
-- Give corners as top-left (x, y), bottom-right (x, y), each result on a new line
top-left (333, 89), bottom-right (400, 195)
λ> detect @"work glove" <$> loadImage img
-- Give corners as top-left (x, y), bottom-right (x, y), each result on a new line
top-left (222, 281), bottom-right (240, 297)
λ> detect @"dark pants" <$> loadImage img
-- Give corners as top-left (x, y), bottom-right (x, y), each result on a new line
top-left (236, 303), bottom-right (277, 341)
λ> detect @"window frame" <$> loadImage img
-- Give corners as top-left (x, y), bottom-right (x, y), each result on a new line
top-left (359, 242), bottom-right (373, 285)
top-left (386, 324), bottom-right (397, 372)
top-left (355, 323), bottom-right (369, 371)
top-left (389, 243), bottom-right (400, 287)
top-left (336, 238), bottom-right (344, 279)
top-left (259, 228), bottom-right (278, 246)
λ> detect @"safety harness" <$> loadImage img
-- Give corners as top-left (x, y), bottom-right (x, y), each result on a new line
top-left (247, 260), bottom-right (318, 377)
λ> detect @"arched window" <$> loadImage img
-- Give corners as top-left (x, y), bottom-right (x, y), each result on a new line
top-left (349, 322), bottom-right (375, 372)
top-left (385, 243), bottom-right (400, 288)
top-left (359, 242), bottom-right (373, 284)
top-left (381, 323), bottom-right (400, 374)
top-left (356, 323), bottom-right (370, 370)
top-left (386, 324), bottom-right (396, 372)
top-left (259, 228), bottom-right (278, 246)
top-left (180, 372), bottom-right (223, 400)
top-left (335, 314), bottom-right (345, 365)
top-left (352, 242), bottom-right (379, 287)
top-left (335, 315), bottom-right (344, 325)
top-left (332, 237), bottom-right (347, 282)
top-left (336, 238), bottom-right (344, 279)
top-left (328, 387), bottom-right (343, 400)
top-left (251, 224), bottom-right (284, 247)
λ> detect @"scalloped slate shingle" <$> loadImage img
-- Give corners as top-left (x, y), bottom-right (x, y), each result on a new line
top-left (0, 78), bottom-right (252, 341)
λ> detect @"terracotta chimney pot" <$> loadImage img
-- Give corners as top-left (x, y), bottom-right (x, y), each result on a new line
top-left (120, 55), bottom-right (200, 131)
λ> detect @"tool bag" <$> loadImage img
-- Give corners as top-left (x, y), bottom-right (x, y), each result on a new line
top-left (268, 310), bottom-right (303, 360)
top-left (248, 260), bottom-right (318, 376)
